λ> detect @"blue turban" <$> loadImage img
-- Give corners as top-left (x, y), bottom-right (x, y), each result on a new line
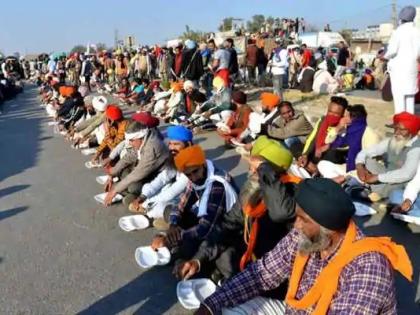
top-left (399, 6), bottom-right (416, 22)
top-left (167, 125), bottom-right (193, 142)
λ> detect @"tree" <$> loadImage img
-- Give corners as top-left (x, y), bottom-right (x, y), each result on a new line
top-left (180, 25), bottom-right (207, 43)
top-left (95, 43), bottom-right (108, 52)
top-left (266, 16), bottom-right (275, 26)
top-left (339, 29), bottom-right (353, 45)
top-left (246, 14), bottom-right (266, 33)
top-left (70, 45), bottom-right (86, 54)
top-left (218, 17), bottom-right (234, 32)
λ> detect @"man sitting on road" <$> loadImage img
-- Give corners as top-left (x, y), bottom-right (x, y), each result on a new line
top-left (259, 100), bottom-right (313, 156)
top-left (217, 90), bottom-right (251, 147)
top-left (195, 178), bottom-right (412, 315)
top-left (103, 120), bottom-right (169, 206)
top-left (175, 136), bottom-right (297, 294)
top-left (293, 96), bottom-right (348, 177)
top-left (151, 145), bottom-right (238, 265)
top-left (355, 111), bottom-right (420, 202)
top-left (91, 105), bottom-right (128, 163)
top-left (71, 96), bottom-right (108, 148)
top-left (188, 76), bottom-right (232, 131)
top-left (128, 125), bottom-right (193, 224)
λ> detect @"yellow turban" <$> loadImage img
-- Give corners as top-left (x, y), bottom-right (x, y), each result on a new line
top-left (174, 145), bottom-right (206, 172)
top-left (260, 92), bottom-right (281, 109)
top-left (212, 76), bottom-right (225, 91)
top-left (251, 136), bottom-right (293, 170)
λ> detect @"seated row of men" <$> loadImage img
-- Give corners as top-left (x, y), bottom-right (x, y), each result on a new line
top-left (39, 75), bottom-right (419, 314)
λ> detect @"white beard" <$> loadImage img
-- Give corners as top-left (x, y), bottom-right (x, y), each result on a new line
top-left (389, 136), bottom-right (410, 155)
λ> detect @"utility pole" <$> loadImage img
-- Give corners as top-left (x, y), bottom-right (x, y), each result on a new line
top-left (391, 0), bottom-right (397, 28)
top-left (114, 29), bottom-right (119, 49)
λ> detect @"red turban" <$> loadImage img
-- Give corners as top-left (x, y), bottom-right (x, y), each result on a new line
top-left (174, 145), bottom-right (206, 172)
top-left (132, 112), bottom-right (160, 128)
top-left (260, 92), bottom-right (281, 109)
top-left (105, 105), bottom-right (123, 121)
top-left (393, 112), bottom-right (420, 135)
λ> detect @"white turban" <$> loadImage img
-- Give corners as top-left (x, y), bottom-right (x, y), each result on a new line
top-left (318, 61), bottom-right (328, 71)
top-left (183, 80), bottom-right (194, 90)
top-left (125, 129), bottom-right (148, 140)
top-left (92, 96), bottom-right (108, 112)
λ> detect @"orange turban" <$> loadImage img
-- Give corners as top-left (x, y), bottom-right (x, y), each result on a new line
top-left (393, 111), bottom-right (420, 135)
top-left (171, 81), bottom-right (184, 92)
top-left (174, 145), bottom-right (206, 172)
top-left (59, 86), bottom-right (76, 98)
top-left (260, 92), bottom-right (281, 109)
top-left (105, 105), bottom-right (123, 121)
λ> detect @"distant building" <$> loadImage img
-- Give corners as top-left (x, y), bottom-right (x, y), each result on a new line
top-left (351, 23), bottom-right (393, 43)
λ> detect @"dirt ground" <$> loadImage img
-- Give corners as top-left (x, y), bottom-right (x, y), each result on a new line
top-left (247, 88), bottom-right (394, 138)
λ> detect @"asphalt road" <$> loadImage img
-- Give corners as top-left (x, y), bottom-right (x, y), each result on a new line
top-left (0, 86), bottom-right (419, 315)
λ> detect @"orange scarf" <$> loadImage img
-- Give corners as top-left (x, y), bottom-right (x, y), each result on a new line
top-left (240, 173), bottom-right (302, 270)
top-left (285, 220), bottom-right (413, 315)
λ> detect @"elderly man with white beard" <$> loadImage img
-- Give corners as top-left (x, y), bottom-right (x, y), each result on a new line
top-left (355, 111), bottom-right (420, 201)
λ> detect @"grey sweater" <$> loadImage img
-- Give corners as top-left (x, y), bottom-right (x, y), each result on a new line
top-left (113, 129), bottom-right (170, 193)
top-left (355, 136), bottom-right (420, 184)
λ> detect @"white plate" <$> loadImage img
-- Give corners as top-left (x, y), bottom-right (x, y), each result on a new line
top-left (95, 175), bottom-right (118, 185)
top-left (353, 202), bottom-right (377, 217)
top-left (94, 192), bottom-right (123, 205)
top-left (119, 215), bottom-right (150, 232)
top-left (156, 247), bottom-right (171, 265)
top-left (135, 246), bottom-right (159, 268)
top-left (177, 279), bottom-right (217, 310)
top-left (391, 213), bottom-right (420, 226)
top-left (82, 148), bottom-right (97, 156)
top-left (79, 142), bottom-right (90, 149)
top-left (230, 138), bottom-right (245, 147)
top-left (85, 161), bottom-right (102, 169)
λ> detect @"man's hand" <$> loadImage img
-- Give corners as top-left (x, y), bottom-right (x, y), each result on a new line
top-left (363, 173), bottom-right (378, 184)
top-left (315, 145), bottom-right (329, 159)
top-left (151, 235), bottom-right (167, 250)
top-left (337, 116), bottom-right (351, 131)
top-left (91, 154), bottom-right (100, 163)
top-left (104, 190), bottom-right (116, 207)
top-left (102, 157), bottom-right (112, 168)
top-left (297, 155), bottom-right (308, 168)
top-left (166, 225), bottom-right (182, 247)
top-left (203, 111), bottom-right (212, 119)
top-left (104, 177), bottom-right (114, 192)
top-left (392, 199), bottom-right (412, 213)
top-left (174, 260), bottom-right (200, 280)
top-left (194, 305), bottom-right (212, 315)
top-left (243, 143), bottom-right (253, 151)
top-left (356, 164), bottom-right (369, 182)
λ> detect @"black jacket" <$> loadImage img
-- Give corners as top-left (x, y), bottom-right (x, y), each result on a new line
top-left (193, 163), bottom-right (295, 278)
top-left (181, 48), bottom-right (204, 81)
top-left (57, 94), bottom-right (84, 118)
top-left (227, 47), bottom-right (239, 75)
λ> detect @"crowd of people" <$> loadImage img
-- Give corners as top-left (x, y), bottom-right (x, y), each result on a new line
top-left (0, 56), bottom-right (24, 113)
top-left (3, 5), bottom-right (420, 315)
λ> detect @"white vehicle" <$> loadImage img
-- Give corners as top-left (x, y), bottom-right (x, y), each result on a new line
top-left (299, 32), bottom-right (347, 48)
